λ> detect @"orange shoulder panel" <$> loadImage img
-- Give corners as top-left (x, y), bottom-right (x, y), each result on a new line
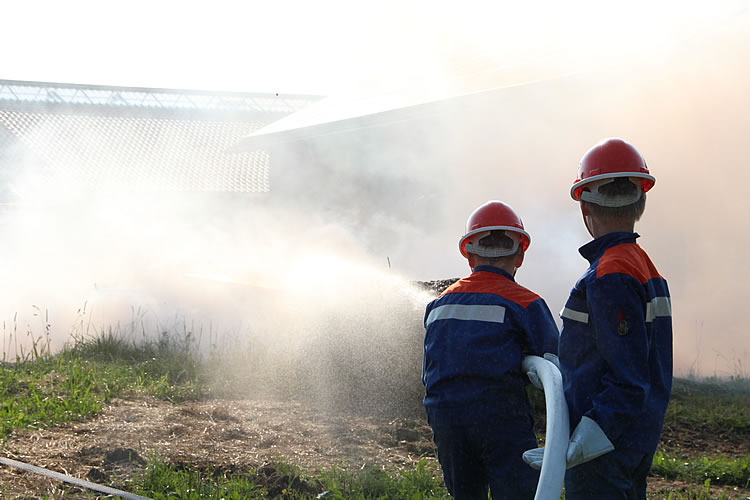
top-left (443, 271), bottom-right (541, 308)
top-left (596, 243), bottom-right (662, 283)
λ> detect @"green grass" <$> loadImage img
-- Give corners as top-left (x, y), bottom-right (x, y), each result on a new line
top-left (665, 377), bottom-right (750, 434)
top-left (317, 459), bottom-right (449, 499)
top-left (647, 480), bottom-right (740, 500)
top-left (130, 458), bottom-right (448, 499)
top-left (131, 457), bottom-right (747, 500)
top-left (0, 355), bottom-right (106, 437)
top-left (0, 329), bottom-right (205, 439)
top-left (134, 458), bottom-right (267, 499)
top-left (651, 451), bottom-right (750, 489)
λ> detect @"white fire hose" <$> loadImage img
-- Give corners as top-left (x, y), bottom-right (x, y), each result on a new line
top-left (522, 355), bottom-right (570, 500)
top-left (0, 456), bottom-right (151, 500)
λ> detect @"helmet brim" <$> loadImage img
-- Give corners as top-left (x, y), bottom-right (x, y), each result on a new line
top-left (459, 226), bottom-right (531, 258)
top-left (571, 172), bottom-right (656, 201)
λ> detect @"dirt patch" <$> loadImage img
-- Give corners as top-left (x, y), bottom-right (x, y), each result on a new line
top-left (648, 476), bottom-right (750, 500)
top-left (1, 396), bottom-right (749, 498)
top-left (660, 422), bottom-right (750, 459)
top-left (0, 396), bottom-right (436, 498)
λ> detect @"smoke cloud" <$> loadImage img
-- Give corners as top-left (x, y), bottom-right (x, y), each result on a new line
top-left (246, 6), bottom-right (750, 380)
top-left (1, 1), bottom-right (748, 393)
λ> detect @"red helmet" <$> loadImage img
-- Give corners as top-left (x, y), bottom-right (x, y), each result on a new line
top-left (459, 201), bottom-right (531, 258)
top-left (571, 138), bottom-right (656, 203)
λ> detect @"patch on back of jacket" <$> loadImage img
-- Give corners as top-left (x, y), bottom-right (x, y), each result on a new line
top-left (617, 308), bottom-right (629, 336)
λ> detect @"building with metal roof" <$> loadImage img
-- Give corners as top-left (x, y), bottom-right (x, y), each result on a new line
top-left (0, 79), bottom-right (323, 195)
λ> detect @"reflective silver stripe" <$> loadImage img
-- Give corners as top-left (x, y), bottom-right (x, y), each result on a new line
top-left (426, 304), bottom-right (505, 328)
top-left (560, 307), bottom-right (589, 323)
top-left (646, 296), bottom-right (672, 322)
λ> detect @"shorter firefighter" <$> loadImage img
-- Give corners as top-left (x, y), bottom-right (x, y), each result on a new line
top-left (422, 200), bottom-right (559, 500)
top-left (524, 138), bottom-right (673, 500)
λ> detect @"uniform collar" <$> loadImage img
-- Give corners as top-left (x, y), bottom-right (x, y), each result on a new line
top-left (579, 232), bottom-right (640, 264)
top-left (473, 265), bottom-right (515, 282)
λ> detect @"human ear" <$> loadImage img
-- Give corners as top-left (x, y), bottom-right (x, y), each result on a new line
top-left (580, 201), bottom-right (594, 236)
top-left (580, 200), bottom-right (590, 217)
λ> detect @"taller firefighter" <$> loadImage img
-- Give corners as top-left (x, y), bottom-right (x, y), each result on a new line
top-left (423, 200), bottom-right (559, 500)
top-left (526, 138), bottom-right (673, 499)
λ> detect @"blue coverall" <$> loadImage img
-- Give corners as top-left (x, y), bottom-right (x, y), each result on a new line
top-left (423, 265), bottom-right (559, 500)
top-left (559, 232), bottom-right (673, 500)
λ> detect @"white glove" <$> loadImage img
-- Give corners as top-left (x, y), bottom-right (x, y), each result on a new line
top-left (527, 370), bottom-right (543, 389)
top-left (543, 353), bottom-right (560, 369)
top-left (526, 353), bottom-right (559, 389)
top-left (522, 447), bottom-right (545, 470)
top-left (566, 416), bottom-right (615, 468)
top-left (522, 416), bottom-right (614, 471)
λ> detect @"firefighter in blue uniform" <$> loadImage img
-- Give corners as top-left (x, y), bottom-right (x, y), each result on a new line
top-left (524, 138), bottom-right (673, 499)
top-left (423, 201), bottom-right (559, 500)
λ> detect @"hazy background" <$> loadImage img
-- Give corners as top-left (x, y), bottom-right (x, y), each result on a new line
top-left (1, 0), bottom-right (749, 379)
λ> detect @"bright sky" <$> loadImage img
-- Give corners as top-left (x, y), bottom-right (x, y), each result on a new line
top-left (3, 0), bottom-right (748, 99)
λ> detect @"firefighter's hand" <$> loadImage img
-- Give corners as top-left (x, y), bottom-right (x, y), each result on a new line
top-left (523, 416), bottom-right (614, 471)
top-left (522, 447), bottom-right (545, 470)
top-left (543, 352), bottom-right (560, 370)
top-left (526, 370), bottom-right (543, 389)
top-left (527, 352), bottom-right (559, 389)
top-left (566, 416), bottom-right (615, 468)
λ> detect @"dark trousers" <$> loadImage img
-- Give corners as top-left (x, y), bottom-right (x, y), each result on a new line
top-left (427, 410), bottom-right (539, 500)
top-left (565, 449), bottom-right (654, 500)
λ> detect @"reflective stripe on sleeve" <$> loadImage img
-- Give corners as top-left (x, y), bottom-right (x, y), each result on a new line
top-left (560, 307), bottom-right (589, 323)
top-left (426, 304), bottom-right (506, 328)
top-left (646, 296), bottom-right (672, 322)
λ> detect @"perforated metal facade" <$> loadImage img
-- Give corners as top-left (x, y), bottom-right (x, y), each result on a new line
top-left (0, 80), bottom-right (323, 192)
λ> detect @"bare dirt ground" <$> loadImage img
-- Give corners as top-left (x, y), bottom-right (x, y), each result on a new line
top-left (0, 396), bottom-right (435, 499)
top-left (660, 421), bottom-right (750, 459)
top-left (1, 396), bottom-right (749, 499)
